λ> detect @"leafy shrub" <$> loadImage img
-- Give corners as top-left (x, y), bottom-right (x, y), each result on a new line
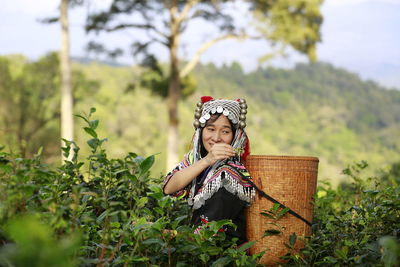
top-left (0, 109), bottom-right (398, 266)
top-left (0, 108), bottom-right (260, 266)
top-left (0, 215), bottom-right (80, 267)
top-left (283, 161), bottom-right (400, 266)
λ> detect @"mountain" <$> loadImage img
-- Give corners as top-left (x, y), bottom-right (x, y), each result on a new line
top-left (363, 62), bottom-right (400, 89)
top-left (2, 54), bottom-right (399, 185)
top-left (71, 56), bottom-right (129, 68)
top-left (71, 60), bottom-right (400, 185)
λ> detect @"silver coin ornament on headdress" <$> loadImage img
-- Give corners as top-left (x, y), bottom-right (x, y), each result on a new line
top-left (193, 97), bottom-right (247, 129)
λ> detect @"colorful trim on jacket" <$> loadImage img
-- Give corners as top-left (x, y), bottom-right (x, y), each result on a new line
top-left (164, 152), bottom-right (255, 210)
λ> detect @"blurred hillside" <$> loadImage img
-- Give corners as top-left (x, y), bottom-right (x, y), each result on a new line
top-left (1, 54), bottom-right (399, 185)
top-left (72, 60), bottom-right (400, 185)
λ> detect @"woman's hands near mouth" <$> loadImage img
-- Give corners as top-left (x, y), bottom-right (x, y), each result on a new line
top-left (204, 143), bottom-right (236, 166)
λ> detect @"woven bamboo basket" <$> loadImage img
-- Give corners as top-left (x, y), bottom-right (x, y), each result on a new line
top-left (245, 155), bottom-right (319, 266)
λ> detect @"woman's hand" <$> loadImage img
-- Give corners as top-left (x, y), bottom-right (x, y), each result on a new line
top-left (164, 144), bottom-right (235, 195)
top-left (203, 143), bottom-right (236, 166)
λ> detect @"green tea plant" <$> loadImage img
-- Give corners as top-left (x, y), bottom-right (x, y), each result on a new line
top-left (283, 161), bottom-right (400, 266)
top-left (0, 108), bottom-right (261, 266)
top-left (0, 215), bottom-right (81, 267)
top-left (1, 108), bottom-right (398, 266)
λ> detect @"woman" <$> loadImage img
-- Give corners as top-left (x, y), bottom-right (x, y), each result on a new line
top-left (163, 96), bottom-right (255, 244)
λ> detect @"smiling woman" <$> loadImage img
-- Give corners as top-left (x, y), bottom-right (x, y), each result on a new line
top-left (201, 114), bottom-right (234, 156)
top-left (163, 96), bottom-right (255, 245)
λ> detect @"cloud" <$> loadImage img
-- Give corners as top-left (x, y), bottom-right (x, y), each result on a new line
top-left (1, 0), bottom-right (113, 16)
top-left (325, 0), bottom-right (400, 7)
top-left (1, 0), bottom-right (58, 15)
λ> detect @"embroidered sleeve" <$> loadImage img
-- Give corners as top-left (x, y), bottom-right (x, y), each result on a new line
top-left (163, 152), bottom-right (193, 198)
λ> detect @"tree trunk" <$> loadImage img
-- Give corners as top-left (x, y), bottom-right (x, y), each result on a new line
top-left (60, 0), bottom-right (74, 162)
top-left (166, 2), bottom-right (181, 170)
top-left (166, 41), bottom-right (181, 170)
top-left (17, 106), bottom-right (27, 157)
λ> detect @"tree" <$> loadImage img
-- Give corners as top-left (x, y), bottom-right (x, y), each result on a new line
top-left (85, 0), bottom-right (323, 169)
top-left (0, 54), bottom-right (98, 160)
top-left (60, 0), bottom-right (74, 161)
top-left (0, 54), bottom-right (60, 158)
top-left (42, 0), bottom-right (86, 161)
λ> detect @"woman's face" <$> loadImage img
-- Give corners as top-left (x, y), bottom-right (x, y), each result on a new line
top-left (202, 115), bottom-right (233, 153)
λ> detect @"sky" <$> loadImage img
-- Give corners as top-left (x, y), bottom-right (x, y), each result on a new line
top-left (0, 0), bottom-right (399, 89)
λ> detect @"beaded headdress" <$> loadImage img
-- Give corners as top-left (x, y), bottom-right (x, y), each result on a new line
top-left (193, 96), bottom-right (248, 129)
top-left (191, 96), bottom-right (250, 163)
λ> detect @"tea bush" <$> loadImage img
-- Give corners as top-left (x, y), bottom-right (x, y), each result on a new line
top-left (283, 162), bottom-right (400, 266)
top-left (0, 108), bottom-right (261, 266)
top-left (0, 108), bottom-right (399, 266)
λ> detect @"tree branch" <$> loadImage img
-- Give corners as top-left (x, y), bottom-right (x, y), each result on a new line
top-left (105, 23), bottom-right (168, 39)
top-left (180, 33), bottom-right (257, 78)
top-left (176, 0), bottom-right (200, 25)
top-left (146, 32), bottom-right (168, 47)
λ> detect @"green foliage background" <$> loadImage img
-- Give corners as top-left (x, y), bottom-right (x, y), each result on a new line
top-left (73, 59), bottom-right (400, 186)
top-left (1, 53), bottom-right (399, 185)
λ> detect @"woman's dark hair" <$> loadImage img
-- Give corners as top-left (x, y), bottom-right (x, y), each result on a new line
top-left (199, 114), bottom-right (236, 158)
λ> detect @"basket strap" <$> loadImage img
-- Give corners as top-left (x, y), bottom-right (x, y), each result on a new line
top-left (246, 178), bottom-right (312, 226)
